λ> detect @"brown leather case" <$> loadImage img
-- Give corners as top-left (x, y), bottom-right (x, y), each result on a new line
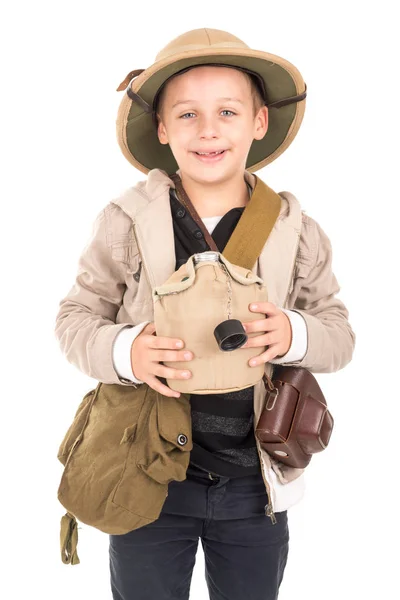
top-left (255, 366), bottom-right (334, 468)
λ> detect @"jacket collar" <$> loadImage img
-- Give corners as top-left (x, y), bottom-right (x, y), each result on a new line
top-left (112, 168), bottom-right (258, 217)
top-left (110, 169), bottom-right (301, 291)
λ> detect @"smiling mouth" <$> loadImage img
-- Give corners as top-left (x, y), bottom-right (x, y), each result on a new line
top-left (194, 150), bottom-right (226, 156)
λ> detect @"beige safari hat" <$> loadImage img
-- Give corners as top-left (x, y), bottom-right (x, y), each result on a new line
top-left (115, 28), bottom-right (307, 175)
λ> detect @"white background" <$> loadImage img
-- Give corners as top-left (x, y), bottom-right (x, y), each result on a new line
top-left (2, 1), bottom-right (399, 598)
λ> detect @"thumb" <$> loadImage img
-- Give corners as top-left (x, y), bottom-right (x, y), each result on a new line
top-left (145, 322), bottom-right (156, 335)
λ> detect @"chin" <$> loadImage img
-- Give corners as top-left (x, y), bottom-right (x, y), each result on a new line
top-left (185, 162), bottom-right (239, 183)
top-left (195, 170), bottom-right (230, 184)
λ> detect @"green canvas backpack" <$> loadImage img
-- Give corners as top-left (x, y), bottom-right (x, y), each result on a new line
top-left (58, 383), bottom-right (193, 564)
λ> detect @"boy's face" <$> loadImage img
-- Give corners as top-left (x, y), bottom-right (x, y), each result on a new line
top-left (156, 66), bottom-right (268, 184)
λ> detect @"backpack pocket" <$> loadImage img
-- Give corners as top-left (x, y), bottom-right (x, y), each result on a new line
top-left (58, 383), bottom-right (151, 530)
top-left (136, 392), bottom-right (193, 485)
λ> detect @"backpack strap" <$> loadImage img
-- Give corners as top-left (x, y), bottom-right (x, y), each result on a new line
top-left (60, 511), bottom-right (80, 565)
top-left (170, 173), bottom-right (282, 270)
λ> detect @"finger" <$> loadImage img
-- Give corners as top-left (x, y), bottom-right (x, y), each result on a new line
top-left (249, 302), bottom-right (279, 315)
top-left (146, 335), bottom-right (186, 350)
top-left (242, 331), bottom-right (280, 348)
top-left (242, 317), bottom-right (279, 333)
top-left (143, 322), bottom-right (156, 335)
top-left (152, 363), bottom-right (192, 381)
top-left (148, 349), bottom-right (193, 363)
top-left (248, 343), bottom-right (281, 366)
top-left (145, 375), bottom-right (181, 398)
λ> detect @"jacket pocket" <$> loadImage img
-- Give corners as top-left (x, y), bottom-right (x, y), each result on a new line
top-left (268, 452), bottom-right (305, 484)
top-left (286, 258), bottom-right (313, 306)
top-left (136, 393), bottom-right (193, 485)
top-left (110, 241), bottom-right (137, 265)
top-left (57, 386), bottom-right (99, 466)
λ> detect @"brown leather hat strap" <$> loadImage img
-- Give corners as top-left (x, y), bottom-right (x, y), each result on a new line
top-left (267, 83), bottom-right (307, 109)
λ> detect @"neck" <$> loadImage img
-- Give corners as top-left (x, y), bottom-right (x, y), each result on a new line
top-left (178, 171), bottom-right (251, 218)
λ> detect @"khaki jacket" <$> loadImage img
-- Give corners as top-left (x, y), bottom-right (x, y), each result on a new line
top-left (55, 168), bottom-right (356, 515)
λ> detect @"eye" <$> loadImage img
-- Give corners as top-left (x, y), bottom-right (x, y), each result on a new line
top-left (179, 110), bottom-right (237, 119)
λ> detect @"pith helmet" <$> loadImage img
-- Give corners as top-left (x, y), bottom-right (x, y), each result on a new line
top-left (115, 28), bottom-right (307, 174)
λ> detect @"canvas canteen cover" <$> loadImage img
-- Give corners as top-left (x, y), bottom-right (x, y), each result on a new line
top-left (153, 251), bottom-right (268, 394)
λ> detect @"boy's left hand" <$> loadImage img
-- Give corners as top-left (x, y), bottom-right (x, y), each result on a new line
top-left (241, 302), bottom-right (292, 366)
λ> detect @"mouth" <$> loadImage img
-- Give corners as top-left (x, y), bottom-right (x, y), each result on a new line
top-left (194, 149), bottom-right (226, 156)
top-left (191, 149), bottom-right (228, 163)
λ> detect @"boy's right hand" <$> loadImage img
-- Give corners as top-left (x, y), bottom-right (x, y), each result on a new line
top-left (130, 322), bottom-right (193, 398)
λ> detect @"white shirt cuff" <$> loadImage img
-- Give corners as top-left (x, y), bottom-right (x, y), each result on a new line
top-left (112, 322), bottom-right (151, 383)
top-left (269, 308), bottom-right (308, 364)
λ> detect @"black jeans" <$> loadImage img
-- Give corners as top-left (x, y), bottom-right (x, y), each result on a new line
top-left (109, 463), bottom-right (289, 600)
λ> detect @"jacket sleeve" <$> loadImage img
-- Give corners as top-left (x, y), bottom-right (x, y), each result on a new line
top-left (54, 207), bottom-right (139, 386)
top-left (269, 308), bottom-right (308, 364)
top-left (282, 217), bottom-right (356, 373)
top-left (112, 321), bottom-right (151, 383)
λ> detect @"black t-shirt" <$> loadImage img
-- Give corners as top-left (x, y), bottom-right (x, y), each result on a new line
top-left (168, 188), bottom-right (261, 478)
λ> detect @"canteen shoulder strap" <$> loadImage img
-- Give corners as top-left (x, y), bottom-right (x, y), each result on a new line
top-left (170, 173), bottom-right (282, 271)
top-left (222, 175), bottom-right (281, 270)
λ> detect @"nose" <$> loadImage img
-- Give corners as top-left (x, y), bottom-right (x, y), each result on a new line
top-left (197, 114), bottom-right (219, 140)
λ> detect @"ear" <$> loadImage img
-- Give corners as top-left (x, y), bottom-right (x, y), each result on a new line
top-left (253, 106), bottom-right (269, 141)
top-left (157, 117), bottom-right (169, 145)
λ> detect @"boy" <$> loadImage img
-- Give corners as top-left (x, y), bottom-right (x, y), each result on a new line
top-left (55, 28), bottom-right (355, 600)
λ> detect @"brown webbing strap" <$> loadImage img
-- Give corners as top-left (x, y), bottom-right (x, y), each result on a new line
top-left (222, 176), bottom-right (281, 269)
top-left (169, 173), bottom-right (282, 270)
